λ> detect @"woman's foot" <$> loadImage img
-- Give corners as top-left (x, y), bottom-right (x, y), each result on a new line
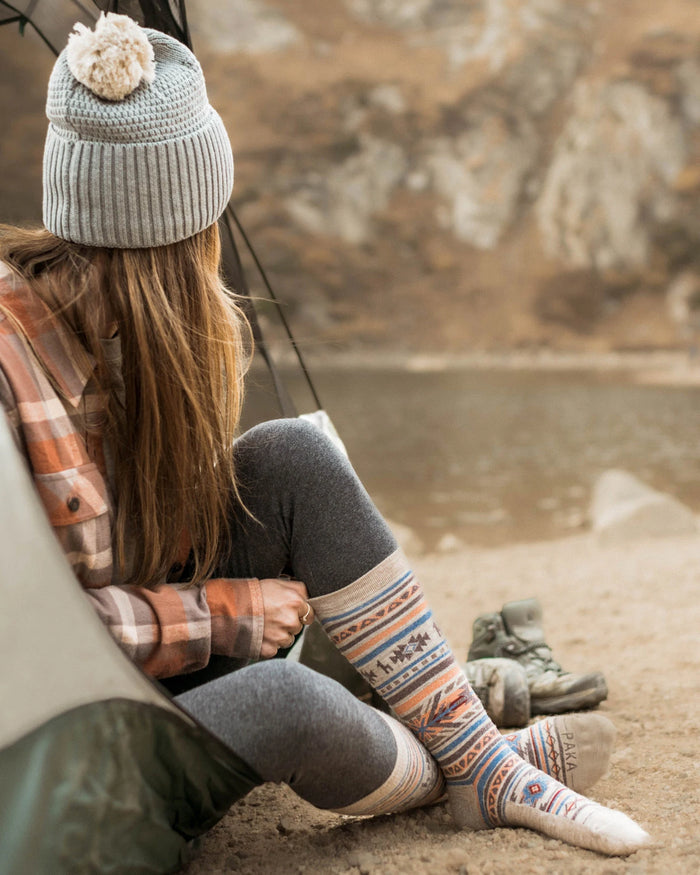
top-left (504, 712), bottom-right (616, 792)
top-left (447, 729), bottom-right (649, 856)
top-left (311, 553), bottom-right (649, 856)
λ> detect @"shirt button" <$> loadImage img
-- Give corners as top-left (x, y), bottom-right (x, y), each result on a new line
top-left (67, 497), bottom-right (81, 512)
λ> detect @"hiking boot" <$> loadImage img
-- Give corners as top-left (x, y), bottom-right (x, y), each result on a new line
top-left (463, 658), bottom-right (531, 728)
top-left (467, 598), bottom-right (608, 715)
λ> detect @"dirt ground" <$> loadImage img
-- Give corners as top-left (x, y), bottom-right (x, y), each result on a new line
top-left (181, 530), bottom-right (700, 874)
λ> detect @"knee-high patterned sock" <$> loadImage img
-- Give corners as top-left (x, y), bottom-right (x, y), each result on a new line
top-left (309, 551), bottom-right (650, 856)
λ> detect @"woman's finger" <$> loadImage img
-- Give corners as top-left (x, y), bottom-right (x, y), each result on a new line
top-left (282, 579), bottom-right (309, 599)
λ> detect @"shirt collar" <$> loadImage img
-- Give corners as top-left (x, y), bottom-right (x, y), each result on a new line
top-left (0, 264), bottom-right (95, 408)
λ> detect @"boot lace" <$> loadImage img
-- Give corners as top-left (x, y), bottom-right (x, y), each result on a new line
top-left (501, 640), bottom-right (563, 673)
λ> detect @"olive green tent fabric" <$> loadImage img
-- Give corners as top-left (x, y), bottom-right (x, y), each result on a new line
top-left (0, 699), bottom-right (261, 875)
top-left (0, 411), bottom-right (262, 872)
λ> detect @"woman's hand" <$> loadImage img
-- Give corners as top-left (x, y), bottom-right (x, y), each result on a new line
top-left (260, 578), bottom-right (315, 658)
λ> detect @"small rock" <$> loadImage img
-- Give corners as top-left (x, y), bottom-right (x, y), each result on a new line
top-left (276, 817), bottom-right (295, 836)
top-left (667, 270), bottom-right (700, 338)
top-left (346, 850), bottom-right (378, 873)
top-left (436, 532), bottom-right (465, 553)
top-left (590, 469), bottom-right (697, 544)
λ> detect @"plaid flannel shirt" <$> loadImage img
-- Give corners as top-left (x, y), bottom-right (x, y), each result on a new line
top-left (0, 263), bottom-right (264, 677)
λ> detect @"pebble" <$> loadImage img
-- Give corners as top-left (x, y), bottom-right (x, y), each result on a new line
top-left (346, 850), bottom-right (378, 873)
top-left (277, 817), bottom-right (295, 836)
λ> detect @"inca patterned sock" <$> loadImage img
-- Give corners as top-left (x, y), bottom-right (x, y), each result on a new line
top-left (310, 551), bottom-right (650, 855)
top-left (504, 713), bottom-right (616, 793)
top-left (332, 711), bottom-right (446, 816)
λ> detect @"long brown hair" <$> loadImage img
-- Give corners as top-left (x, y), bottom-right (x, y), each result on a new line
top-left (0, 224), bottom-right (252, 587)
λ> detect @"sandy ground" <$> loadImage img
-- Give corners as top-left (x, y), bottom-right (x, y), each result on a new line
top-left (181, 530), bottom-right (700, 874)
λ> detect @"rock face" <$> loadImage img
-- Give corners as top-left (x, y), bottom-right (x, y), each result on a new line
top-left (590, 469), bottom-right (697, 545)
top-left (188, 0), bottom-right (301, 53)
top-left (425, 103), bottom-right (540, 249)
top-left (285, 135), bottom-right (407, 245)
top-left (422, 2), bottom-right (592, 249)
top-left (538, 79), bottom-right (687, 272)
top-left (4, 2), bottom-right (700, 353)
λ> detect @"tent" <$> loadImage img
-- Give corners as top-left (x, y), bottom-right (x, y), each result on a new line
top-left (0, 410), bottom-right (263, 873)
top-left (0, 2), bottom-right (338, 871)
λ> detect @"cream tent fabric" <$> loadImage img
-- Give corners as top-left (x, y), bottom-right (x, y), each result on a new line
top-left (0, 403), bottom-right (180, 751)
top-left (0, 411), bottom-right (261, 873)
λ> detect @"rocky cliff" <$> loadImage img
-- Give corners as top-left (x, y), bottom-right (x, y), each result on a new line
top-left (3, 1), bottom-right (700, 355)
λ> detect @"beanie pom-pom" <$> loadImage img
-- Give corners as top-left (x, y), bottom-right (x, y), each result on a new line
top-left (66, 12), bottom-right (155, 101)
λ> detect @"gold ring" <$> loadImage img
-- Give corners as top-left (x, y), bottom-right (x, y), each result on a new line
top-left (301, 602), bottom-right (312, 624)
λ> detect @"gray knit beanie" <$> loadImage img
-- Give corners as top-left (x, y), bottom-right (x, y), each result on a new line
top-left (43, 13), bottom-right (234, 248)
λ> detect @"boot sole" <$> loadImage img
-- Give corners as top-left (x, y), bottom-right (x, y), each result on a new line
top-left (530, 679), bottom-right (608, 715)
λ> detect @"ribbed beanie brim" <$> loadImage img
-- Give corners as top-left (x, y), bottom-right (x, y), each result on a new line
top-left (43, 22), bottom-right (234, 248)
top-left (43, 110), bottom-right (233, 248)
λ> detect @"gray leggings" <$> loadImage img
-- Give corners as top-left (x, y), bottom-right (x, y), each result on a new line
top-left (172, 419), bottom-right (404, 810)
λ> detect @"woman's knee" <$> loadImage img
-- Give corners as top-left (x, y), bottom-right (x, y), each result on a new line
top-left (234, 660), bottom-right (330, 723)
top-left (235, 417), bottom-right (350, 486)
top-left (177, 660), bottom-right (322, 742)
top-left (243, 656), bottom-right (314, 692)
top-left (238, 417), bottom-right (332, 455)
top-left (238, 661), bottom-right (358, 741)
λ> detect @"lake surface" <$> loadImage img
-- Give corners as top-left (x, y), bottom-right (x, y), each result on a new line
top-left (243, 364), bottom-right (700, 549)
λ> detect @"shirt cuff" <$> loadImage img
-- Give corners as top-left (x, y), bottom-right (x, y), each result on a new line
top-left (206, 577), bottom-right (265, 661)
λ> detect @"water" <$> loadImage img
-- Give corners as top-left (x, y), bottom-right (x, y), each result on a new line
top-left (243, 365), bottom-right (700, 548)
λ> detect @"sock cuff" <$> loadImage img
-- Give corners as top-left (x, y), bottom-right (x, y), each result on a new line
top-left (309, 549), bottom-right (412, 617)
top-left (331, 710), bottom-right (445, 816)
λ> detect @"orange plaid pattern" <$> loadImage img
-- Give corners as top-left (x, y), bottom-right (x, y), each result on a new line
top-left (0, 264), bottom-right (263, 677)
